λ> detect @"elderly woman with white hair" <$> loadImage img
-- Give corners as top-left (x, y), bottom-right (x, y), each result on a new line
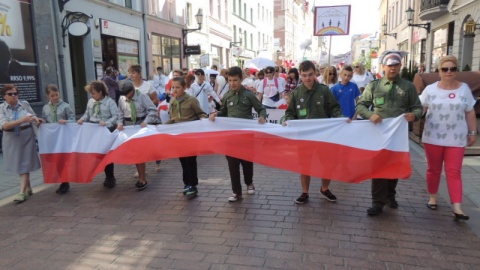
top-left (351, 62), bottom-right (374, 93)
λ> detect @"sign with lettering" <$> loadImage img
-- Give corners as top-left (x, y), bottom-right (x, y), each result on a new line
top-left (184, 45), bottom-right (201, 55)
top-left (100, 19), bottom-right (141, 41)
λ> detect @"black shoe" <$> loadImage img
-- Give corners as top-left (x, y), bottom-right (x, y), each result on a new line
top-left (387, 199), bottom-right (398, 209)
top-left (56, 182), bottom-right (70, 194)
top-left (103, 177), bottom-right (116, 188)
top-left (453, 212), bottom-right (469, 221)
top-left (135, 181), bottom-right (147, 190)
top-left (320, 189), bottom-right (337, 202)
top-left (367, 205), bottom-right (383, 216)
top-left (294, 193), bottom-right (309, 204)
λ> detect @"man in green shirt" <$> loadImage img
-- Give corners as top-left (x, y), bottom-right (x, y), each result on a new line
top-left (209, 66), bottom-right (267, 202)
top-left (356, 50), bottom-right (422, 216)
top-left (284, 60), bottom-right (345, 205)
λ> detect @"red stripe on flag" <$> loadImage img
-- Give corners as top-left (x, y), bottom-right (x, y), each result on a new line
top-left (41, 153), bottom-right (105, 183)
top-left (94, 131), bottom-right (410, 183)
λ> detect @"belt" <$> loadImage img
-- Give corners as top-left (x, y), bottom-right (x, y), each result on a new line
top-left (3, 124), bottom-right (32, 132)
top-left (125, 116), bottom-right (146, 122)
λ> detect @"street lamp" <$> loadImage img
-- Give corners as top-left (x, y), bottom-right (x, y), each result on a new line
top-left (229, 38), bottom-right (243, 48)
top-left (382, 23), bottom-right (397, 39)
top-left (464, 18), bottom-right (480, 37)
top-left (182, 9), bottom-right (203, 59)
top-left (182, 9), bottom-right (203, 38)
top-left (406, 7), bottom-right (430, 33)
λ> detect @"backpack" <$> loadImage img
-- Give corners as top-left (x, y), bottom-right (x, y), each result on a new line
top-left (263, 78), bottom-right (280, 101)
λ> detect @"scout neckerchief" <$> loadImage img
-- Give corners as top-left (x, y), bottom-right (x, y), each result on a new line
top-left (127, 90), bottom-right (141, 124)
top-left (172, 94), bottom-right (187, 119)
top-left (388, 80), bottom-right (396, 103)
top-left (93, 101), bottom-right (101, 118)
top-left (50, 102), bottom-right (58, 123)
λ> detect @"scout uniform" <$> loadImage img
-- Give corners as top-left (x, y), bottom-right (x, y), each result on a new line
top-left (356, 50), bottom-right (422, 215)
top-left (216, 86), bottom-right (267, 201)
top-left (79, 95), bottom-right (119, 188)
top-left (42, 100), bottom-right (75, 124)
top-left (284, 80), bottom-right (343, 120)
top-left (117, 90), bottom-right (159, 126)
top-left (166, 92), bottom-right (207, 198)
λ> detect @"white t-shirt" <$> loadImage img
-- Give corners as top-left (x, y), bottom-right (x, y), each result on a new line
top-left (136, 81), bottom-right (157, 96)
top-left (420, 82), bottom-right (476, 147)
top-left (190, 81), bottom-right (220, 114)
top-left (257, 78), bottom-right (285, 108)
top-left (351, 72), bottom-right (374, 89)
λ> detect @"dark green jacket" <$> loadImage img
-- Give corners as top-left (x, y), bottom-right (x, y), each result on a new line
top-left (217, 86), bottom-right (266, 119)
top-left (285, 81), bottom-right (343, 120)
top-left (356, 76), bottom-right (422, 119)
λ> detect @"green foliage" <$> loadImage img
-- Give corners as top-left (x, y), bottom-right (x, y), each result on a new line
top-left (400, 67), bottom-right (418, 81)
top-left (463, 64), bottom-right (471, 71)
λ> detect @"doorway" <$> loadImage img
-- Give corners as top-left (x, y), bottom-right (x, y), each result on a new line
top-left (69, 35), bottom-right (88, 115)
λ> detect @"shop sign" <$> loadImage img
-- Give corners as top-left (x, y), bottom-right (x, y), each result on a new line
top-left (184, 45), bottom-right (201, 55)
top-left (101, 19), bottom-right (141, 41)
top-left (200, 54), bottom-right (210, 67)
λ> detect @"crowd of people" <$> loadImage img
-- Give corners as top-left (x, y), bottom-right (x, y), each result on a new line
top-left (0, 52), bottom-right (477, 221)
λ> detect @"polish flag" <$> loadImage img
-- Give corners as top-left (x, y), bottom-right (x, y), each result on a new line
top-left (39, 116), bottom-right (411, 184)
top-left (38, 123), bottom-right (118, 183)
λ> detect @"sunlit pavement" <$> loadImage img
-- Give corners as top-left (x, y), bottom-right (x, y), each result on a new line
top-left (1, 141), bottom-right (480, 269)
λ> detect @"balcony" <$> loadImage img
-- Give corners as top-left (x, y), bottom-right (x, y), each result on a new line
top-left (419, 0), bottom-right (449, 21)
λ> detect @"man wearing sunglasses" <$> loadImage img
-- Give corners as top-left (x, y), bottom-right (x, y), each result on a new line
top-left (356, 50), bottom-right (422, 216)
top-left (190, 69), bottom-right (221, 115)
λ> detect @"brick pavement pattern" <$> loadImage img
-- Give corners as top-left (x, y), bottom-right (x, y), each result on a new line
top-left (1, 149), bottom-right (480, 269)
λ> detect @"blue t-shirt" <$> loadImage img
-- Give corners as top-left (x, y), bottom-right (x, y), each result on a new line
top-left (330, 82), bottom-right (361, 119)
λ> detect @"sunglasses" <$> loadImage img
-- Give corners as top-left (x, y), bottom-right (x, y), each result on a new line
top-left (355, 66), bottom-right (359, 68)
top-left (440, 67), bottom-right (457, 72)
top-left (6, 92), bottom-right (19, 96)
top-left (329, 73), bottom-right (334, 76)
top-left (195, 73), bottom-right (202, 76)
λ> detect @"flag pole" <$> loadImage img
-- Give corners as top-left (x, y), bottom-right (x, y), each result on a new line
top-left (328, 35), bottom-right (332, 65)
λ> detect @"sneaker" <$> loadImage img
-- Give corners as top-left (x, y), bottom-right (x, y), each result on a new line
top-left (135, 181), bottom-right (148, 190)
top-left (56, 183), bottom-right (70, 194)
top-left (183, 185), bottom-right (189, 195)
top-left (228, 193), bottom-right (241, 202)
top-left (320, 189), bottom-right (337, 202)
top-left (14, 193), bottom-right (27, 203)
top-left (26, 187), bottom-right (33, 197)
top-left (295, 193), bottom-right (309, 204)
top-left (247, 184), bottom-right (255, 195)
top-left (155, 164), bottom-right (161, 172)
top-left (185, 186), bottom-right (198, 198)
top-left (133, 171), bottom-right (139, 178)
top-left (387, 199), bottom-right (398, 209)
top-left (103, 177), bottom-right (116, 188)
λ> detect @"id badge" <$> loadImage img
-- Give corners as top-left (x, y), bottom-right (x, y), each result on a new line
top-left (375, 96), bottom-right (385, 105)
top-left (299, 108), bottom-right (307, 116)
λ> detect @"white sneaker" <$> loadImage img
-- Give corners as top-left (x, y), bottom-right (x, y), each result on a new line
top-left (247, 184), bottom-right (255, 195)
top-left (133, 171), bottom-right (139, 178)
top-left (228, 193), bottom-right (241, 202)
top-left (155, 165), bottom-right (161, 172)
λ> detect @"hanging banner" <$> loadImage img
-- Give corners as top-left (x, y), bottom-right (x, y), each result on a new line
top-left (0, 0), bottom-right (40, 103)
top-left (314, 5), bottom-right (351, 36)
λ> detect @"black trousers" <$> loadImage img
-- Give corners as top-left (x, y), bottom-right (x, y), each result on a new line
top-left (371, 178), bottom-right (398, 207)
top-left (104, 163), bottom-right (115, 178)
top-left (226, 156), bottom-right (253, 195)
top-left (179, 156), bottom-right (198, 187)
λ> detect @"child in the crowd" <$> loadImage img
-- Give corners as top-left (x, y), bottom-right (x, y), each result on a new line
top-left (77, 81), bottom-right (119, 188)
top-left (117, 79), bottom-right (160, 190)
top-left (330, 66), bottom-right (361, 119)
top-left (166, 77), bottom-right (207, 198)
top-left (209, 66), bottom-right (267, 202)
top-left (41, 84), bottom-right (75, 194)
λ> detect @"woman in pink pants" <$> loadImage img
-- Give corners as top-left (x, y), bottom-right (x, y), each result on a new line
top-left (419, 55), bottom-right (477, 221)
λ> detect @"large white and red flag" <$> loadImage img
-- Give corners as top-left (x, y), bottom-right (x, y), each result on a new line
top-left (38, 116), bottom-right (411, 184)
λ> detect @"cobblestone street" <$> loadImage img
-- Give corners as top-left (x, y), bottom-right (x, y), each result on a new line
top-left (1, 142), bottom-right (480, 269)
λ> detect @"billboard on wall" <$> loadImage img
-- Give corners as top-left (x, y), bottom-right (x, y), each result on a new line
top-left (0, 0), bottom-right (40, 103)
top-left (314, 5), bottom-right (351, 36)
